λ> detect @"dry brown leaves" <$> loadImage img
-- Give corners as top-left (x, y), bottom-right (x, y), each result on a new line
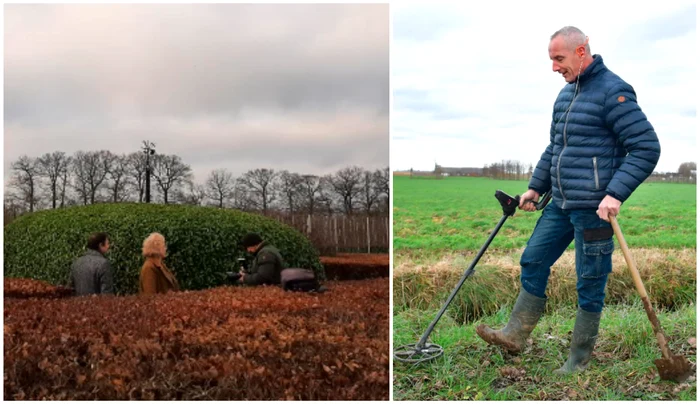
top-left (4, 278), bottom-right (74, 299)
top-left (4, 278), bottom-right (389, 400)
top-left (320, 254), bottom-right (389, 280)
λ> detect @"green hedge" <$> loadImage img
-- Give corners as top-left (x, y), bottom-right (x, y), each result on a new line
top-left (4, 203), bottom-right (324, 295)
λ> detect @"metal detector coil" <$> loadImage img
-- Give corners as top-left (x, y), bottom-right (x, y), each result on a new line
top-left (393, 343), bottom-right (444, 365)
top-left (393, 189), bottom-right (552, 364)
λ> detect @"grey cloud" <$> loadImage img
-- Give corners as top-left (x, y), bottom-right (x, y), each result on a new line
top-left (4, 4), bottom-right (388, 183)
top-left (5, 4), bottom-right (389, 125)
top-left (184, 132), bottom-right (388, 181)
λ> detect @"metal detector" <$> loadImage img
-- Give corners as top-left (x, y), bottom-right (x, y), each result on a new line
top-left (393, 189), bottom-right (552, 364)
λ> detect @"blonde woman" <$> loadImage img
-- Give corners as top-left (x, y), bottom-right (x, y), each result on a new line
top-left (139, 233), bottom-right (180, 295)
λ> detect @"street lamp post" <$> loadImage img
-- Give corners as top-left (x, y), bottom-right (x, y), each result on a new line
top-left (142, 141), bottom-right (156, 203)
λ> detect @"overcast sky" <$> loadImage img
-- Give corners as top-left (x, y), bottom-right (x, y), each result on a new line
top-left (392, 1), bottom-right (696, 173)
top-left (4, 3), bottom-right (389, 184)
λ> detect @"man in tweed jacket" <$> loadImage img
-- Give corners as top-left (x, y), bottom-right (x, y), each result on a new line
top-left (70, 232), bottom-right (115, 296)
top-left (476, 26), bottom-right (660, 374)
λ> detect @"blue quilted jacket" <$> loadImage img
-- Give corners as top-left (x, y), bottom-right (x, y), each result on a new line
top-left (529, 55), bottom-right (660, 209)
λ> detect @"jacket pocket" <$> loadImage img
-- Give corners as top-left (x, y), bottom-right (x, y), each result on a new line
top-left (593, 157), bottom-right (600, 190)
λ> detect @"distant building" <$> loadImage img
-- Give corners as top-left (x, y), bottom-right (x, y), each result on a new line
top-left (435, 162), bottom-right (483, 176)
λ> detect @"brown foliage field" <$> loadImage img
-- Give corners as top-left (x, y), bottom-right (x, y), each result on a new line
top-left (321, 253), bottom-right (389, 280)
top-left (4, 278), bottom-right (389, 400)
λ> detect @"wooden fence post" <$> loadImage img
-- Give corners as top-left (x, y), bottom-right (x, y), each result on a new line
top-left (367, 216), bottom-right (371, 254)
top-left (334, 215), bottom-right (339, 255)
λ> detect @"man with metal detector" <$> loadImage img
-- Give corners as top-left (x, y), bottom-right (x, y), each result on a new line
top-left (475, 26), bottom-right (660, 374)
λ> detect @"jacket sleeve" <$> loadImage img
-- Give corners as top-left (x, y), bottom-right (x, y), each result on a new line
top-left (141, 265), bottom-right (158, 295)
top-left (528, 118), bottom-right (555, 194)
top-left (99, 261), bottom-right (115, 295)
top-left (604, 83), bottom-right (660, 202)
top-left (243, 253), bottom-right (277, 286)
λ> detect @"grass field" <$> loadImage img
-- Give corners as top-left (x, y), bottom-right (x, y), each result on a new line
top-left (394, 303), bottom-right (696, 401)
top-left (393, 176), bottom-right (697, 254)
top-left (393, 176), bottom-right (697, 400)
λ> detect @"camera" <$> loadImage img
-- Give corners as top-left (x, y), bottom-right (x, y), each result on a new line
top-left (237, 257), bottom-right (249, 272)
top-left (225, 271), bottom-right (242, 283)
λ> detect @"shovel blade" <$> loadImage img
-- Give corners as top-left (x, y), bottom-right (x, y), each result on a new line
top-left (655, 355), bottom-right (693, 383)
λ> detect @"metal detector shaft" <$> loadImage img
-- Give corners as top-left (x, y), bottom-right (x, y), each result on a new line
top-left (415, 213), bottom-right (510, 348)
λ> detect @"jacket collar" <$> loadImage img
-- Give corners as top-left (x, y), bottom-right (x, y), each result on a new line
top-left (146, 257), bottom-right (177, 285)
top-left (146, 256), bottom-right (164, 268)
top-left (253, 241), bottom-right (269, 255)
top-left (577, 54), bottom-right (606, 84)
top-left (85, 249), bottom-right (104, 258)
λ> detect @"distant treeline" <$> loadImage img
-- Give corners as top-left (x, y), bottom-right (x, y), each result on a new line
top-left (396, 160), bottom-right (696, 184)
top-left (5, 150), bottom-right (390, 221)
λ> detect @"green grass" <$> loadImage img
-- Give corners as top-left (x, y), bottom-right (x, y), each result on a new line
top-left (393, 176), bottom-right (697, 400)
top-left (393, 303), bottom-right (697, 401)
top-left (393, 176), bottom-right (697, 255)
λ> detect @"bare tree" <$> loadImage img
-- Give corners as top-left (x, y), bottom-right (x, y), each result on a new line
top-left (239, 168), bottom-right (278, 214)
top-left (678, 162), bottom-right (697, 179)
top-left (278, 170), bottom-right (303, 213)
top-left (58, 156), bottom-right (72, 208)
top-left (317, 178), bottom-right (336, 215)
top-left (327, 166), bottom-right (363, 215)
top-left (4, 195), bottom-right (26, 222)
top-left (231, 180), bottom-right (255, 210)
top-left (373, 166), bottom-right (390, 213)
top-left (10, 155), bottom-right (40, 212)
top-left (205, 168), bottom-right (236, 208)
top-left (71, 151), bottom-right (113, 205)
top-left (37, 151), bottom-right (70, 209)
top-left (299, 174), bottom-right (323, 215)
top-left (106, 154), bottom-right (131, 202)
top-left (151, 154), bottom-right (193, 204)
top-left (175, 181), bottom-right (207, 206)
top-left (360, 171), bottom-right (379, 215)
top-left (126, 152), bottom-right (148, 202)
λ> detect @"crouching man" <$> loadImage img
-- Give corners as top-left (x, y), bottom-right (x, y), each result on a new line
top-left (236, 232), bottom-right (324, 292)
top-left (238, 233), bottom-right (285, 286)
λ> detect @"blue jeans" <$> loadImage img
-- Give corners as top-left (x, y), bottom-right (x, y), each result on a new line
top-left (520, 201), bottom-right (614, 313)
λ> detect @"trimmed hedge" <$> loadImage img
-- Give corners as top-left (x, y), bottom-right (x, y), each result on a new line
top-left (4, 278), bottom-right (390, 400)
top-left (321, 254), bottom-right (389, 280)
top-left (3, 203), bottom-right (324, 295)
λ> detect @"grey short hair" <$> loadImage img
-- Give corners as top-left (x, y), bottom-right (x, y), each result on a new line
top-left (551, 26), bottom-right (591, 54)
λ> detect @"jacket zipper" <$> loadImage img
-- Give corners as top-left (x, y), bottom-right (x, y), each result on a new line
top-left (593, 156), bottom-right (599, 190)
top-left (557, 94), bottom-right (578, 209)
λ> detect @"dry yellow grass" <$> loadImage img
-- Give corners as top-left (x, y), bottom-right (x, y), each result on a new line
top-left (393, 248), bottom-right (696, 322)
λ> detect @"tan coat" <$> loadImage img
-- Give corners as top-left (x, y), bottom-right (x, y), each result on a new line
top-left (139, 258), bottom-right (180, 295)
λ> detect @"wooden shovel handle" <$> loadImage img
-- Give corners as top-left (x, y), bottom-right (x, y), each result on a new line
top-left (609, 215), bottom-right (648, 299)
top-left (609, 214), bottom-right (672, 359)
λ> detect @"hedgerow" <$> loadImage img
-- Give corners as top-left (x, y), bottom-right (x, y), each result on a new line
top-left (4, 278), bottom-right (389, 400)
top-left (3, 203), bottom-right (324, 295)
top-left (321, 254), bottom-right (389, 280)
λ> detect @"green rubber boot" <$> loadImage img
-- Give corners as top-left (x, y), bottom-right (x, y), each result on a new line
top-left (554, 308), bottom-right (602, 374)
top-left (475, 287), bottom-right (546, 353)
